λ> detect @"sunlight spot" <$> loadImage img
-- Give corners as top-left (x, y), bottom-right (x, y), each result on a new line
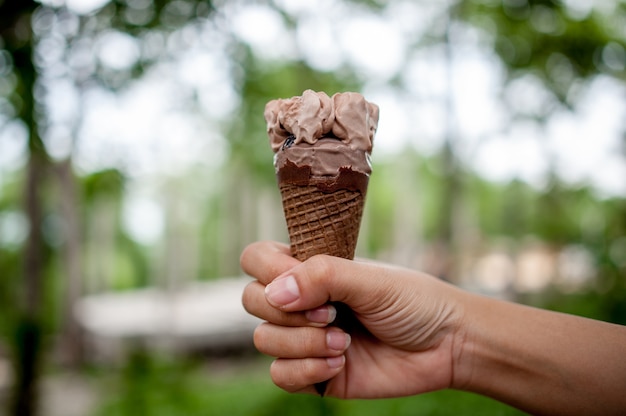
top-left (339, 16), bottom-right (405, 80)
top-left (97, 31), bottom-right (140, 70)
top-left (122, 196), bottom-right (164, 245)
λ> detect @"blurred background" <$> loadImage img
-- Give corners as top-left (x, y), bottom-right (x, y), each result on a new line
top-left (0, 0), bottom-right (625, 415)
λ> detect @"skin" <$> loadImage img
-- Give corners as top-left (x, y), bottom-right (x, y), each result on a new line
top-left (241, 241), bottom-right (626, 415)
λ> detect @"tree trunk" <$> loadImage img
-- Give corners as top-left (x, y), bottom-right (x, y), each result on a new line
top-left (13, 151), bottom-right (46, 416)
top-left (435, 6), bottom-right (462, 283)
top-left (2, 1), bottom-right (49, 414)
top-left (56, 159), bottom-right (85, 368)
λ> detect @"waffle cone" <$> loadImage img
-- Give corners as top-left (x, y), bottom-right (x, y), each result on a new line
top-left (279, 183), bottom-right (364, 261)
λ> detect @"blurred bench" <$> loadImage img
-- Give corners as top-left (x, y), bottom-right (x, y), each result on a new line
top-left (74, 277), bottom-right (261, 359)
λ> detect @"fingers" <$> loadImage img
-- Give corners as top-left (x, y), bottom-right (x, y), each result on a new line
top-left (241, 243), bottom-right (338, 327)
top-left (254, 323), bottom-right (350, 358)
top-left (240, 241), bottom-right (300, 285)
top-left (264, 254), bottom-right (393, 313)
top-left (270, 357), bottom-right (345, 394)
top-left (242, 281), bottom-right (337, 327)
top-left (255, 322), bottom-right (350, 394)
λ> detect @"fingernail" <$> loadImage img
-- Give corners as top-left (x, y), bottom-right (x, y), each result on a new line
top-left (327, 330), bottom-right (351, 352)
top-left (326, 355), bottom-right (345, 369)
top-left (265, 275), bottom-right (300, 306)
top-left (306, 305), bottom-right (337, 325)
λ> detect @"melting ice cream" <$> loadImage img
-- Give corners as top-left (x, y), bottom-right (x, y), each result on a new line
top-left (264, 90), bottom-right (379, 188)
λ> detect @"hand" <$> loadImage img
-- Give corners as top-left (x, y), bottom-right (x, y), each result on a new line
top-left (240, 241), bottom-right (466, 399)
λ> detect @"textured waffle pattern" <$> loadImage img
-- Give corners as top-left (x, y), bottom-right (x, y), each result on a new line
top-left (279, 183), bottom-right (364, 261)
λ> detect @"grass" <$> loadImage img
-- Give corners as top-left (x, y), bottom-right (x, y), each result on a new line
top-left (92, 351), bottom-right (528, 416)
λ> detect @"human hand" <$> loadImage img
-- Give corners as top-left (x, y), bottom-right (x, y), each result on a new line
top-left (240, 241), bottom-right (466, 399)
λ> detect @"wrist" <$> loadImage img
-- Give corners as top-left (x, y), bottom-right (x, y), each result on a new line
top-left (421, 278), bottom-right (476, 392)
top-left (449, 291), bottom-right (584, 413)
top-left (448, 291), bottom-right (531, 395)
top-left (448, 288), bottom-right (476, 392)
top-left (449, 291), bottom-right (525, 395)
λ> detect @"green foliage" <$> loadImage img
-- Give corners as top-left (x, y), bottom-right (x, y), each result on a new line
top-left (93, 352), bottom-right (526, 416)
top-left (531, 180), bottom-right (587, 243)
top-left (365, 149), bottom-right (451, 251)
top-left (0, 174), bottom-right (24, 332)
top-left (81, 169), bottom-right (125, 204)
top-left (459, 0), bottom-right (626, 105)
top-left (95, 352), bottom-right (276, 416)
top-left (467, 177), bottom-right (530, 238)
top-left (101, 0), bottom-right (215, 33)
top-left (363, 163), bottom-right (397, 254)
top-left (0, 249), bottom-right (21, 338)
top-left (532, 286), bottom-right (626, 325)
top-left (60, 1), bottom-right (218, 90)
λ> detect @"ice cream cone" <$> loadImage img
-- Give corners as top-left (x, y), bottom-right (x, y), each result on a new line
top-left (279, 183), bottom-right (364, 261)
top-left (264, 90), bottom-right (379, 396)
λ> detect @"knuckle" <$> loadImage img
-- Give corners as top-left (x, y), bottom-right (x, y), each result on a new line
top-left (270, 361), bottom-right (295, 391)
top-left (306, 255), bottom-right (336, 286)
top-left (240, 241), bottom-right (271, 272)
top-left (241, 281), bottom-right (260, 315)
top-left (271, 359), bottom-right (313, 392)
top-left (297, 330), bottom-right (319, 356)
top-left (278, 310), bottom-right (303, 327)
top-left (253, 322), bottom-right (270, 352)
top-left (239, 243), bottom-right (254, 268)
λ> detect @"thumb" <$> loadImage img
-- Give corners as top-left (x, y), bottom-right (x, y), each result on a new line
top-left (264, 254), bottom-right (390, 313)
